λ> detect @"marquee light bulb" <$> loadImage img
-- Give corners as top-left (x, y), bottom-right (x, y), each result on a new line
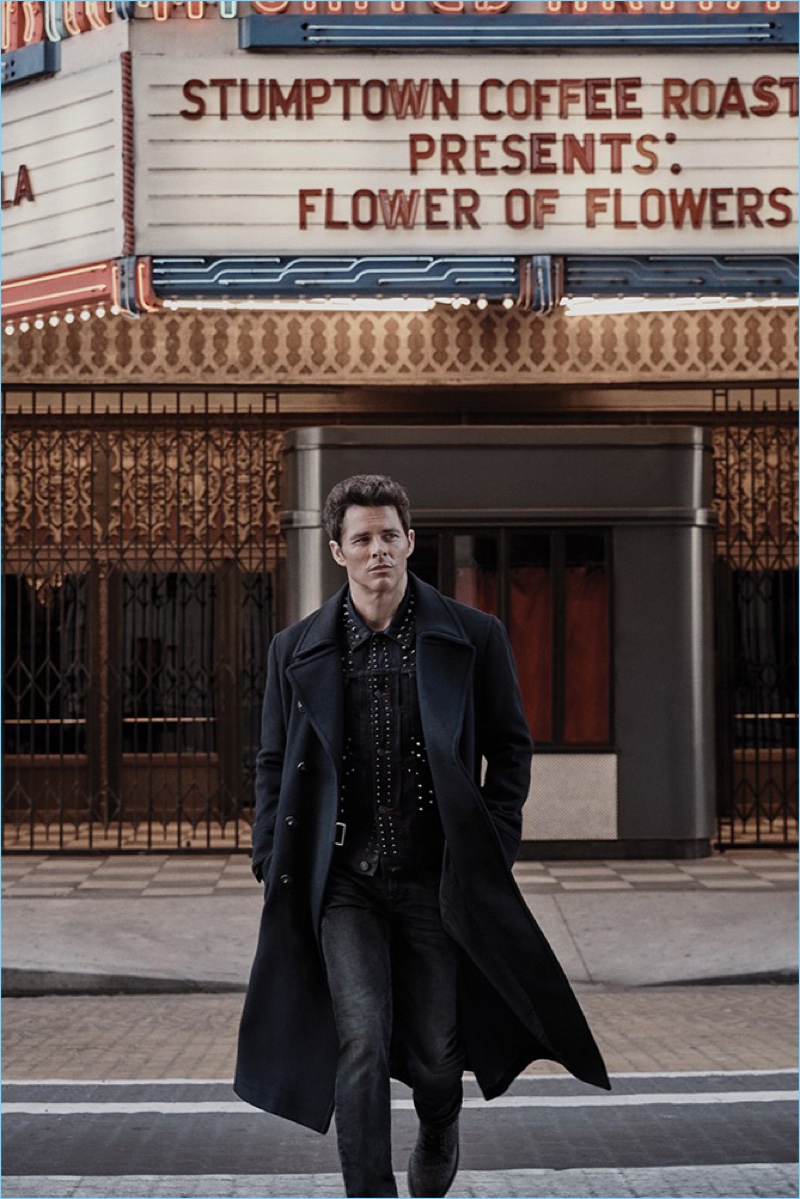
top-left (4, 323), bottom-right (15, 335)
top-left (65, 312), bottom-right (76, 324)
top-left (19, 320), bottom-right (30, 332)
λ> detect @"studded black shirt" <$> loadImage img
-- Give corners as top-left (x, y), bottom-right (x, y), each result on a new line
top-left (336, 579), bottom-right (444, 878)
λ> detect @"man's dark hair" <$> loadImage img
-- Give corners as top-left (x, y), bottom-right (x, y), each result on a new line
top-left (322, 475), bottom-right (412, 544)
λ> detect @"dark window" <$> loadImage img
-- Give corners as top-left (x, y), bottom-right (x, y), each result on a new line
top-left (731, 569), bottom-right (798, 751)
top-left (3, 569), bottom-right (272, 785)
top-left (122, 572), bottom-right (218, 754)
top-left (410, 532), bottom-right (441, 590)
top-left (2, 574), bottom-right (88, 755)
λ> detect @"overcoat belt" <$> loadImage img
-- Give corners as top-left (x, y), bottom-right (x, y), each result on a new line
top-left (234, 575), bottom-right (610, 1132)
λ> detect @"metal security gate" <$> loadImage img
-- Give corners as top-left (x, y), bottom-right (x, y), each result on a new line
top-left (4, 385), bottom-right (797, 854)
top-left (713, 388), bottom-right (798, 847)
top-left (2, 390), bottom-right (284, 853)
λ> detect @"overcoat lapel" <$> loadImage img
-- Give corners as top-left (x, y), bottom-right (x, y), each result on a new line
top-left (416, 632), bottom-right (475, 763)
top-left (414, 578), bottom-right (475, 760)
top-left (285, 592), bottom-right (345, 769)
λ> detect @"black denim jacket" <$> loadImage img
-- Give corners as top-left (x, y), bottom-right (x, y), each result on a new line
top-left (335, 580), bottom-right (444, 878)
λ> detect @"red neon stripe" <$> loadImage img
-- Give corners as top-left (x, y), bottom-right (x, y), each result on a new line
top-left (2, 261), bottom-right (116, 317)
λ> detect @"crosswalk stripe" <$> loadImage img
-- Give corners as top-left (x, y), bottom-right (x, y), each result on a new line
top-left (4, 1091), bottom-right (796, 1115)
top-left (2, 1164), bottom-right (798, 1199)
top-left (3, 1067), bottom-right (796, 1087)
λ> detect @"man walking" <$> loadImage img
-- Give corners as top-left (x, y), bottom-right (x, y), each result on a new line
top-left (235, 474), bottom-right (609, 1198)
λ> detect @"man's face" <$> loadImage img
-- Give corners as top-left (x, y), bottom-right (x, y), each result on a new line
top-left (330, 504), bottom-right (415, 601)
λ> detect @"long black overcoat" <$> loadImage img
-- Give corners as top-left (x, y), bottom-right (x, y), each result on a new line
top-left (234, 574), bottom-right (609, 1132)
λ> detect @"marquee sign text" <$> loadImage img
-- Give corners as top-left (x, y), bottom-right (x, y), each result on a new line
top-left (173, 65), bottom-right (797, 242)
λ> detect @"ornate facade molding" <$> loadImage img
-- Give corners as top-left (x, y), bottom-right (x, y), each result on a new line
top-left (3, 306), bottom-right (797, 388)
top-left (713, 424), bottom-right (799, 570)
top-left (3, 425), bottom-right (284, 572)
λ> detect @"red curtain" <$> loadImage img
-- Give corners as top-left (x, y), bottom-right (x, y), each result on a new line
top-left (456, 562), bottom-right (610, 746)
top-left (455, 566), bottom-right (497, 615)
top-left (563, 567), bottom-right (610, 744)
top-left (509, 567), bottom-right (553, 744)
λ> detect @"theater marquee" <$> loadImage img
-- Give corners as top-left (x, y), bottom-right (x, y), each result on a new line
top-left (134, 51), bottom-right (797, 255)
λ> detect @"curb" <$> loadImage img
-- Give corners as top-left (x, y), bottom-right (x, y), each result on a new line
top-left (4, 967), bottom-right (797, 998)
top-left (648, 969), bottom-right (799, 987)
top-left (1, 969), bottom-right (247, 998)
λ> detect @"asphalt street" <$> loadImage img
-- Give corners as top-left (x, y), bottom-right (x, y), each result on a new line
top-left (3, 1069), bottom-right (798, 1198)
top-left (2, 987), bottom-right (798, 1199)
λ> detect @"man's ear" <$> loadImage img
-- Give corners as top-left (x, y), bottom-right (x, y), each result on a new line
top-left (330, 540), bottom-right (346, 568)
top-left (407, 529), bottom-right (415, 557)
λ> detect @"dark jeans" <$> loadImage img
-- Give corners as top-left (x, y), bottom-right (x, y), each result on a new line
top-left (320, 867), bottom-right (464, 1199)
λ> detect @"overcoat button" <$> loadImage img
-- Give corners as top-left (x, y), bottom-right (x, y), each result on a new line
top-left (285, 816), bottom-right (298, 829)
top-left (297, 701), bottom-right (305, 712)
top-left (359, 861), bottom-right (370, 872)
top-left (280, 873), bottom-right (293, 887)
top-left (297, 761), bottom-right (307, 772)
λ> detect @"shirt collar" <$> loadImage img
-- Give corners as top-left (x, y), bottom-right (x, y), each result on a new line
top-left (343, 576), bottom-right (415, 651)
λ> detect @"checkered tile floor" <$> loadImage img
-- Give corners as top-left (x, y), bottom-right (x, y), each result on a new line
top-left (513, 852), bottom-right (798, 892)
top-left (1, 850), bottom-right (796, 897)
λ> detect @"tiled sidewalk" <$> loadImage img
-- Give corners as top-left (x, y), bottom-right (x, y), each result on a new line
top-left (3, 985), bottom-right (797, 1080)
top-left (2, 849), bottom-right (796, 898)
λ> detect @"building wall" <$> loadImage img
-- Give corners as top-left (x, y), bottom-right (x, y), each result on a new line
top-left (2, 304), bottom-right (796, 853)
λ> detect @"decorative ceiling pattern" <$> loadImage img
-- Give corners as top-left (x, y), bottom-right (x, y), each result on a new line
top-left (3, 306), bottom-right (796, 387)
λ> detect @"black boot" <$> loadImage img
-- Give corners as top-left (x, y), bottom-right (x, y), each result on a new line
top-left (407, 1115), bottom-right (459, 1198)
